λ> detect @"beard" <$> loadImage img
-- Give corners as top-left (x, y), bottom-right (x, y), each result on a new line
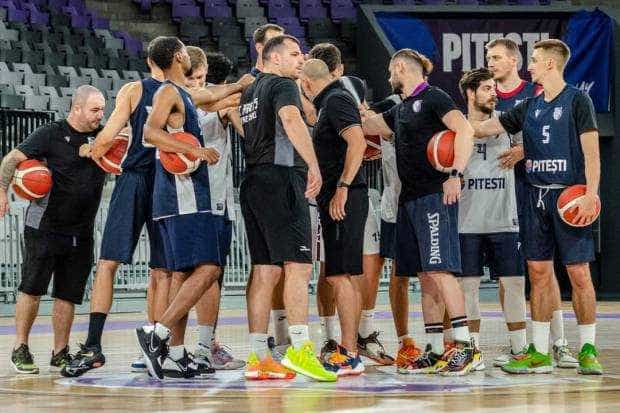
top-left (475, 99), bottom-right (496, 115)
top-left (391, 81), bottom-right (403, 95)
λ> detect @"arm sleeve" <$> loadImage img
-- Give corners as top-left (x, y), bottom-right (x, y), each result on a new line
top-left (573, 91), bottom-right (598, 134)
top-left (382, 104), bottom-right (398, 131)
top-left (429, 88), bottom-right (458, 119)
top-left (498, 100), bottom-right (529, 135)
top-left (272, 78), bottom-right (302, 114)
top-left (326, 93), bottom-right (361, 136)
top-left (16, 123), bottom-right (54, 158)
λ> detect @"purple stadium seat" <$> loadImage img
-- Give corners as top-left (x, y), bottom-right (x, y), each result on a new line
top-left (299, 0), bottom-right (327, 22)
top-left (418, 0), bottom-right (445, 4)
top-left (513, 0), bottom-right (540, 4)
top-left (330, 0), bottom-right (355, 22)
top-left (0, 1), bottom-right (27, 22)
top-left (21, 3), bottom-right (50, 25)
top-left (274, 16), bottom-right (306, 39)
top-left (115, 31), bottom-right (143, 55)
top-left (456, 0), bottom-right (480, 4)
top-left (48, 0), bottom-right (68, 8)
top-left (266, 0), bottom-right (295, 21)
top-left (171, 1), bottom-right (200, 22)
top-left (391, 0), bottom-right (416, 4)
top-left (204, 4), bottom-right (232, 19)
top-left (134, 0), bottom-right (161, 12)
top-left (91, 15), bottom-right (110, 29)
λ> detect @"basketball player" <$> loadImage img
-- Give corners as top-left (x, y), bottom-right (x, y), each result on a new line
top-left (0, 86), bottom-right (106, 374)
top-left (185, 47), bottom-right (245, 370)
top-left (133, 36), bottom-right (231, 380)
top-left (361, 49), bottom-right (475, 375)
top-left (474, 39), bottom-right (602, 375)
top-left (307, 43), bottom-right (391, 365)
top-left (486, 37), bottom-right (577, 368)
top-left (239, 35), bottom-right (335, 381)
top-left (300, 59), bottom-right (367, 375)
top-left (457, 68), bottom-right (526, 372)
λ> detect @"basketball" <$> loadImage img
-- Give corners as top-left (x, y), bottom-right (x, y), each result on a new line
top-left (557, 184), bottom-right (601, 227)
top-left (98, 131), bottom-right (129, 175)
top-left (364, 135), bottom-right (382, 160)
top-left (426, 129), bottom-right (455, 172)
top-left (159, 131), bottom-right (202, 175)
top-left (11, 159), bottom-right (52, 201)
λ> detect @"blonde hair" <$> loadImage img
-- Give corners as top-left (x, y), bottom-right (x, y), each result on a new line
top-left (302, 59), bottom-right (331, 80)
top-left (391, 49), bottom-right (434, 75)
top-left (186, 46), bottom-right (207, 72)
top-left (534, 39), bottom-right (571, 70)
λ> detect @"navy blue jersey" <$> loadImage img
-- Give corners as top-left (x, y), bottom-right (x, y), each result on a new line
top-left (153, 81), bottom-right (212, 219)
top-left (496, 80), bottom-right (540, 112)
top-left (499, 85), bottom-right (598, 187)
top-left (123, 77), bottom-right (161, 172)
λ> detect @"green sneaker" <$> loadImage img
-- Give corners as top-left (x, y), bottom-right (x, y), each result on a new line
top-left (281, 341), bottom-right (337, 382)
top-left (11, 344), bottom-right (39, 374)
top-left (577, 343), bottom-right (603, 375)
top-left (50, 346), bottom-right (73, 372)
top-left (501, 344), bottom-right (552, 374)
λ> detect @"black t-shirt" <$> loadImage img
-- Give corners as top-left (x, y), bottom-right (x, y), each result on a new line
top-left (239, 72), bottom-right (306, 170)
top-left (17, 120), bottom-right (106, 236)
top-left (312, 81), bottom-right (366, 207)
top-left (383, 85), bottom-right (458, 202)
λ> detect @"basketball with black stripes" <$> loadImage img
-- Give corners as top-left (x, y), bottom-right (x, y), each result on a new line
top-left (427, 129), bottom-right (455, 172)
top-left (11, 159), bottom-right (53, 201)
top-left (159, 131), bottom-right (201, 175)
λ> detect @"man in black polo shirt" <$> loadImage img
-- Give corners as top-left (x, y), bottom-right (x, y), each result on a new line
top-left (362, 49), bottom-right (475, 376)
top-left (239, 35), bottom-right (335, 382)
top-left (0, 85), bottom-right (106, 375)
top-left (300, 59), bottom-right (367, 376)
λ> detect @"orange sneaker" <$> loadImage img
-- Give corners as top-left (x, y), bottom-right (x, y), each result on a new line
top-left (395, 338), bottom-right (422, 369)
top-left (244, 353), bottom-right (296, 380)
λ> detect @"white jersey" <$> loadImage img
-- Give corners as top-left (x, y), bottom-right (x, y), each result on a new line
top-left (197, 107), bottom-right (235, 220)
top-left (459, 111), bottom-right (518, 234)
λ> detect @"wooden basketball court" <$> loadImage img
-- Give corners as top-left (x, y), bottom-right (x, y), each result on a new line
top-left (1, 300), bottom-right (620, 412)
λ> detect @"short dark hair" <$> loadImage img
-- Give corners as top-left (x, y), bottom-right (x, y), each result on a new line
top-left (253, 23), bottom-right (284, 45)
top-left (459, 68), bottom-right (494, 102)
top-left (262, 35), bottom-right (300, 62)
top-left (308, 43), bottom-right (341, 73)
top-left (485, 38), bottom-right (520, 57)
top-left (206, 52), bottom-right (233, 85)
top-left (148, 36), bottom-right (184, 70)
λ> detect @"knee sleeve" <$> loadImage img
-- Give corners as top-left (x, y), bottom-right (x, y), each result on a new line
top-left (458, 277), bottom-right (481, 321)
top-left (500, 276), bottom-right (526, 323)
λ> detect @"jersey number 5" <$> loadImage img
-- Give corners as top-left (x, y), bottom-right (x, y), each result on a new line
top-left (542, 125), bottom-right (550, 144)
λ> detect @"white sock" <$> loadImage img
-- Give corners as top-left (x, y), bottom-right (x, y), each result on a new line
top-left (320, 315), bottom-right (338, 341)
top-left (359, 309), bottom-right (375, 338)
top-left (427, 332), bottom-right (444, 355)
top-left (271, 310), bottom-right (289, 346)
top-left (398, 334), bottom-right (411, 347)
top-left (443, 328), bottom-right (454, 342)
top-left (169, 345), bottom-right (185, 361)
top-left (198, 325), bottom-right (215, 349)
top-left (249, 333), bottom-right (269, 359)
top-left (154, 322), bottom-right (170, 340)
top-left (288, 325), bottom-right (310, 349)
top-left (471, 332), bottom-right (480, 348)
top-left (508, 329), bottom-right (527, 354)
top-left (578, 323), bottom-right (596, 350)
top-left (532, 321), bottom-right (551, 354)
top-left (550, 310), bottom-right (564, 344)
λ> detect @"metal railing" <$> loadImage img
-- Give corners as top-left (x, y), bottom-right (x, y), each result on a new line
top-left (0, 109), bottom-right (55, 157)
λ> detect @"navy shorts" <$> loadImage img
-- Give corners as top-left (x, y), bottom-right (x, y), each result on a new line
top-left (100, 171), bottom-right (166, 269)
top-left (458, 232), bottom-right (524, 278)
top-left (156, 212), bottom-right (227, 272)
top-left (380, 219), bottom-right (396, 259)
top-left (522, 185), bottom-right (595, 265)
top-left (218, 217), bottom-right (233, 261)
top-left (395, 192), bottom-right (461, 276)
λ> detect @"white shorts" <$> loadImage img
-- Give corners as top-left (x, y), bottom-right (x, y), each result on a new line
top-left (309, 203), bottom-right (325, 262)
top-left (364, 195), bottom-right (380, 255)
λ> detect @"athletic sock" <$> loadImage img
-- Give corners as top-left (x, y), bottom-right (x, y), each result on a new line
top-left (288, 325), bottom-right (310, 349)
top-left (451, 316), bottom-right (470, 343)
top-left (320, 315), bottom-right (338, 341)
top-left (532, 321), bottom-right (551, 355)
top-left (85, 312), bottom-right (107, 349)
top-left (443, 327), bottom-right (454, 343)
top-left (425, 323), bottom-right (444, 355)
top-left (271, 310), bottom-right (289, 346)
top-left (198, 325), bottom-right (215, 349)
top-left (550, 310), bottom-right (565, 345)
top-left (249, 333), bottom-right (269, 359)
top-left (508, 329), bottom-right (527, 354)
top-left (471, 332), bottom-right (480, 348)
top-left (359, 309), bottom-right (375, 338)
top-left (398, 334), bottom-right (411, 347)
top-left (578, 323), bottom-right (596, 350)
top-left (169, 345), bottom-right (185, 361)
top-left (154, 322), bottom-right (171, 340)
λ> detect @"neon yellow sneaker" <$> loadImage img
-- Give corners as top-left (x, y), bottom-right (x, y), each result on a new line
top-left (501, 344), bottom-right (552, 374)
top-left (577, 343), bottom-right (603, 375)
top-left (281, 341), bottom-right (337, 382)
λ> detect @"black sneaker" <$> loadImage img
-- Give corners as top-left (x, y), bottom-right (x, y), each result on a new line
top-left (439, 340), bottom-right (474, 376)
top-left (11, 344), bottom-right (39, 374)
top-left (136, 326), bottom-right (169, 380)
top-left (320, 339), bottom-right (339, 364)
top-left (162, 350), bottom-right (196, 379)
top-left (358, 331), bottom-right (395, 365)
top-left (61, 344), bottom-right (105, 377)
top-left (188, 352), bottom-right (216, 378)
top-left (50, 346), bottom-right (73, 372)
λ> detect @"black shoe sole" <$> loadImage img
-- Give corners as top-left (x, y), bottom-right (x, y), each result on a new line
top-left (136, 328), bottom-right (164, 380)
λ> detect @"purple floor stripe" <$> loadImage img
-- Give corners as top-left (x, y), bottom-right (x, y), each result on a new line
top-left (1, 311), bottom-right (620, 336)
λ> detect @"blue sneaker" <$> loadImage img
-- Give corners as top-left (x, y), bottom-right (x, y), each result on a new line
top-left (323, 344), bottom-right (365, 377)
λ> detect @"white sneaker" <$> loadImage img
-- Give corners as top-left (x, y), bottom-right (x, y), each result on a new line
top-left (162, 354), bottom-right (195, 379)
top-left (131, 354), bottom-right (147, 372)
top-left (472, 347), bottom-right (485, 371)
top-left (553, 340), bottom-right (578, 368)
top-left (194, 342), bottom-right (245, 370)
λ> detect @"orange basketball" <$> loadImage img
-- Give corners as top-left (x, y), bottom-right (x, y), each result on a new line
top-left (364, 135), bottom-right (382, 160)
top-left (557, 184), bottom-right (601, 227)
top-left (427, 130), bottom-right (455, 172)
top-left (159, 131), bottom-right (201, 175)
top-left (11, 159), bottom-right (53, 201)
top-left (98, 131), bottom-right (129, 175)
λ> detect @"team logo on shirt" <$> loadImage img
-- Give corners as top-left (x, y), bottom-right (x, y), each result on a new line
top-left (412, 100), bottom-right (422, 113)
top-left (514, 99), bottom-right (523, 107)
top-left (525, 158), bottom-right (567, 173)
top-left (553, 107), bottom-right (563, 120)
top-left (534, 109), bottom-right (541, 118)
top-left (64, 136), bottom-right (70, 143)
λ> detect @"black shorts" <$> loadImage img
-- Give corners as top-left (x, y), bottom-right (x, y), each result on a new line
top-left (240, 165), bottom-right (312, 266)
top-left (319, 187), bottom-right (368, 277)
top-left (19, 226), bottom-right (94, 304)
top-left (380, 219), bottom-right (396, 259)
top-left (458, 232), bottom-right (524, 278)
